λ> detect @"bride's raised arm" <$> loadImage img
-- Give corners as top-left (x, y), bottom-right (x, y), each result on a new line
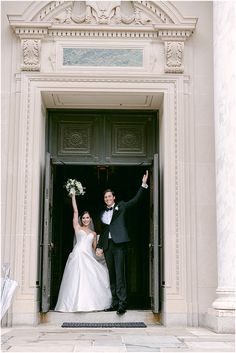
top-left (71, 192), bottom-right (80, 230)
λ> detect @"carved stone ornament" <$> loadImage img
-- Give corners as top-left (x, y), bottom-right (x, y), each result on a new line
top-left (165, 41), bottom-right (184, 73)
top-left (21, 39), bottom-right (41, 71)
top-left (8, 1), bottom-right (198, 73)
top-left (54, 1), bottom-right (150, 25)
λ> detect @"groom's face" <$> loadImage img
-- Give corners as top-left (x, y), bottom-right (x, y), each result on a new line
top-left (104, 191), bottom-right (115, 207)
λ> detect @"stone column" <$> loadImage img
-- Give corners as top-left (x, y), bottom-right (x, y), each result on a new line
top-left (208, 1), bottom-right (236, 333)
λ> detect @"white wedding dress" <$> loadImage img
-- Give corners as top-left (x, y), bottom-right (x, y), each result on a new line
top-left (55, 228), bottom-right (111, 312)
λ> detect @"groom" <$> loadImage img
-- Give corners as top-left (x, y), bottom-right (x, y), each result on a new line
top-left (96, 170), bottom-right (148, 315)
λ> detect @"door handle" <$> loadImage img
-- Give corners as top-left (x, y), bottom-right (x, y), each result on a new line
top-left (40, 242), bottom-right (54, 248)
top-left (48, 242), bottom-right (54, 250)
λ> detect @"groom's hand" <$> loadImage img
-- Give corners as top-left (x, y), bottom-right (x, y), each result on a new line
top-left (142, 170), bottom-right (148, 185)
top-left (96, 248), bottom-right (103, 257)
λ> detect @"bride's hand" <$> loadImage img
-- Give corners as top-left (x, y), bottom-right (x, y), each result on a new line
top-left (96, 248), bottom-right (103, 257)
top-left (70, 188), bottom-right (76, 196)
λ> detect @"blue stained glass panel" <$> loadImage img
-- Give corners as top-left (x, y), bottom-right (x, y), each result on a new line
top-left (63, 48), bottom-right (143, 67)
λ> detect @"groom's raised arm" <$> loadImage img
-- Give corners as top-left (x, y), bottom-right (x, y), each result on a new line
top-left (125, 170), bottom-right (148, 208)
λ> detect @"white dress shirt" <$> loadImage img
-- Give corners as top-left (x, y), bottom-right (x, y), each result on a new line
top-left (101, 185), bottom-right (148, 239)
top-left (101, 203), bottom-right (115, 239)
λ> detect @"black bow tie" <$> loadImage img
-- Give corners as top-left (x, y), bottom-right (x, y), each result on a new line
top-left (105, 207), bottom-right (113, 211)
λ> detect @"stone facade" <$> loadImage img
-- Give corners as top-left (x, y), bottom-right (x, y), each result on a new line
top-left (1, 1), bottom-right (235, 332)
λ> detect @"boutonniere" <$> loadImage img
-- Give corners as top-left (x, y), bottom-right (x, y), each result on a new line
top-left (115, 206), bottom-right (119, 211)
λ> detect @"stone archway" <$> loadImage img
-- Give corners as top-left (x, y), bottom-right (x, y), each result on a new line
top-left (6, 1), bottom-right (199, 326)
top-left (11, 72), bottom-right (196, 326)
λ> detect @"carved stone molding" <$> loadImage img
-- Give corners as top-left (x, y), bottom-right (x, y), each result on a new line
top-left (9, 1), bottom-right (197, 38)
top-left (155, 25), bottom-right (196, 41)
top-left (64, 1), bottom-right (151, 25)
top-left (47, 27), bottom-right (158, 39)
top-left (21, 39), bottom-right (41, 71)
top-left (15, 26), bottom-right (48, 38)
top-left (39, 1), bottom-right (158, 26)
top-left (164, 41), bottom-right (184, 73)
top-left (9, 2), bottom-right (197, 74)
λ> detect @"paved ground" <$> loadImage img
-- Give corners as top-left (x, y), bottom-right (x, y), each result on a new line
top-left (1, 324), bottom-right (235, 352)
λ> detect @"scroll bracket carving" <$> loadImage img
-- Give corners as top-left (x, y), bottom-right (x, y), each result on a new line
top-left (164, 41), bottom-right (184, 74)
top-left (21, 38), bottom-right (41, 71)
top-left (156, 24), bottom-right (195, 74)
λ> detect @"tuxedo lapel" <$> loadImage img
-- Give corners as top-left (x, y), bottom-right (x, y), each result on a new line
top-left (110, 203), bottom-right (121, 222)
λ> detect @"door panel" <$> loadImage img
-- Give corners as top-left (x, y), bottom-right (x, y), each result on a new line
top-left (105, 112), bottom-right (155, 164)
top-left (41, 153), bottom-right (54, 312)
top-left (49, 110), bottom-right (157, 165)
top-left (149, 154), bottom-right (159, 312)
top-left (50, 113), bottom-right (102, 164)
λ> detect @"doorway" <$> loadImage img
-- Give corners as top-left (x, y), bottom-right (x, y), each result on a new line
top-left (50, 164), bottom-right (151, 310)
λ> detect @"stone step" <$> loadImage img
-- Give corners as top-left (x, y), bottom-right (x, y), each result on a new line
top-left (41, 310), bottom-right (160, 325)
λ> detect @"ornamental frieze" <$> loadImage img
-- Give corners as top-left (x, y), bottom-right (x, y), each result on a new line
top-left (40, 1), bottom-right (166, 25)
top-left (54, 1), bottom-right (150, 25)
top-left (8, 1), bottom-right (198, 74)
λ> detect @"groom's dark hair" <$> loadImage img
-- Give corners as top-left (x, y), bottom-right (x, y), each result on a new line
top-left (103, 188), bottom-right (115, 197)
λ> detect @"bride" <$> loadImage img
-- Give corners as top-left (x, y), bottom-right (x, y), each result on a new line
top-left (55, 190), bottom-right (112, 312)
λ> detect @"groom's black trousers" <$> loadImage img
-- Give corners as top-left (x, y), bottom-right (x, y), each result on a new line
top-left (104, 239), bottom-right (127, 308)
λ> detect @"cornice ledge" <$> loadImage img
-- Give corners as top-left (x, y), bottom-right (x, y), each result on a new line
top-left (10, 22), bottom-right (50, 39)
top-left (10, 21), bottom-right (197, 41)
top-left (21, 72), bottom-right (181, 83)
top-left (10, 22), bottom-right (160, 39)
top-left (154, 23), bottom-right (197, 41)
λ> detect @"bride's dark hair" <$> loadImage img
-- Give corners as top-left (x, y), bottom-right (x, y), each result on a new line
top-left (80, 210), bottom-right (91, 218)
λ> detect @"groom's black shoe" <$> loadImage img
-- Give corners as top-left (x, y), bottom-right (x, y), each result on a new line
top-left (104, 305), bottom-right (118, 312)
top-left (116, 306), bottom-right (127, 315)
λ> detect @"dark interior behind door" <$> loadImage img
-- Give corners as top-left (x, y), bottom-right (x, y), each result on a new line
top-left (50, 165), bottom-right (150, 309)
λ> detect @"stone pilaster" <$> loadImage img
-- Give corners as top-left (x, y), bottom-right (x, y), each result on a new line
top-left (207, 0), bottom-right (236, 333)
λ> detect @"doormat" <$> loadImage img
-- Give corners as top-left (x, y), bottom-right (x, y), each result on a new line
top-left (61, 322), bottom-right (147, 328)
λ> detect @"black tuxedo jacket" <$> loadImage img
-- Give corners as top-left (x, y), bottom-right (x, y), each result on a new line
top-left (97, 186), bottom-right (147, 251)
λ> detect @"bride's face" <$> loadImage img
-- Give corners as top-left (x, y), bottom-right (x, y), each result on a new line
top-left (81, 213), bottom-right (91, 227)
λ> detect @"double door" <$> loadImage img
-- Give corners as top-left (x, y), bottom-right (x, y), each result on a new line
top-left (41, 110), bottom-right (161, 313)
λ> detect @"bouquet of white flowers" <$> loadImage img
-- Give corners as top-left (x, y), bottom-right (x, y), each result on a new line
top-left (64, 179), bottom-right (86, 196)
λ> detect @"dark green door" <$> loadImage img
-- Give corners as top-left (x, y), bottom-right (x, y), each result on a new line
top-left (49, 109), bottom-right (157, 165)
top-left (41, 153), bottom-right (54, 312)
top-left (42, 109), bottom-right (159, 311)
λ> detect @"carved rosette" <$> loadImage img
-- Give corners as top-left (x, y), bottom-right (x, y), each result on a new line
top-left (21, 39), bottom-right (41, 71)
top-left (164, 41), bottom-right (184, 73)
top-left (63, 128), bottom-right (89, 151)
